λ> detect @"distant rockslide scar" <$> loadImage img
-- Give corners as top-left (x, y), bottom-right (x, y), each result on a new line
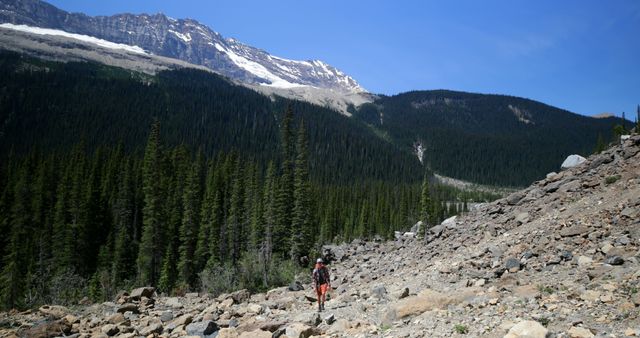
top-left (1, 134), bottom-right (639, 337)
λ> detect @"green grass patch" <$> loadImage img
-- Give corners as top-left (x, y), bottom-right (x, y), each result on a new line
top-left (454, 324), bottom-right (469, 334)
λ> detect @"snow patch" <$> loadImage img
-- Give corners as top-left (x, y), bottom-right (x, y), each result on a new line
top-left (0, 23), bottom-right (148, 54)
top-left (168, 30), bottom-right (191, 42)
top-left (213, 43), bottom-right (306, 89)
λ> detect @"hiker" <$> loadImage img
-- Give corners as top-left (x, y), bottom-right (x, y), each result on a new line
top-left (312, 258), bottom-right (331, 312)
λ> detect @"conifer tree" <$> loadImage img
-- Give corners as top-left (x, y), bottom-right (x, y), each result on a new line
top-left (158, 244), bottom-right (176, 293)
top-left (227, 160), bottom-right (245, 264)
top-left (291, 120), bottom-right (312, 264)
top-left (419, 173), bottom-right (431, 237)
top-left (178, 162), bottom-right (200, 287)
top-left (194, 162), bottom-right (216, 272)
top-left (0, 163), bottom-right (31, 309)
top-left (137, 120), bottom-right (164, 286)
top-left (260, 162), bottom-right (277, 286)
top-left (274, 106), bottom-right (294, 257)
top-left (111, 159), bottom-right (135, 286)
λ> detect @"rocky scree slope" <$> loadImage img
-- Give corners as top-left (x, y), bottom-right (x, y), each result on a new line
top-left (1, 135), bottom-right (639, 337)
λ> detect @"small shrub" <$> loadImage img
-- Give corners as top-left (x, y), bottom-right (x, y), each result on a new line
top-left (605, 175), bottom-right (621, 185)
top-left (454, 324), bottom-right (469, 334)
top-left (537, 284), bottom-right (555, 294)
top-left (380, 323), bottom-right (392, 332)
top-left (536, 316), bottom-right (550, 327)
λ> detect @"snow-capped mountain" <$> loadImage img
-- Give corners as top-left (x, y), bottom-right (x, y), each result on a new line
top-left (0, 0), bottom-right (366, 94)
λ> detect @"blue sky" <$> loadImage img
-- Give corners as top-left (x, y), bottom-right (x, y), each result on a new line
top-left (48, 0), bottom-right (640, 117)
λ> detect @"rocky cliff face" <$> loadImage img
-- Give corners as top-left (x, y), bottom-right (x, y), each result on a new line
top-left (0, 0), bottom-right (365, 94)
top-left (2, 134), bottom-right (638, 337)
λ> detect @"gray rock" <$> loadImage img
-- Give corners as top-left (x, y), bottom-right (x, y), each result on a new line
top-left (116, 303), bottom-right (139, 314)
top-left (230, 289), bottom-right (251, 304)
top-left (560, 225), bottom-right (590, 237)
top-left (228, 318), bottom-right (239, 328)
top-left (371, 285), bottom-right (387, 299)
top-left (160, 311), bottom-right (173, 322)
top-left (506, 191), bottom-right (526, 205)
top-left (139, 322), bottom-right (163, 336)
top-left (101, 324), bottom-right (119, 336)
top-left (164, 297), bottom-right (183, 308)
top-left (505, 257), bottom-right (521, 272)
top-left (605, 256), bottom-right (624, 265)
top-left (129, 286), bottom-right (155, 300)
top-left (515, 212), bottom-right (529, 224)
top-left (288, 281), bottom-right (304, 291)
top-left (560, 250), bottom-right (573, 261)
top-left (186, 320), bottom-right (218, 336)
top-left (324, 313), bottom-right (335, 325)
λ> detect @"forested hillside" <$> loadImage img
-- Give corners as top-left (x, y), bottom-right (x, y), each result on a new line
top-left (0, 52), bottom-right (420, 184)
top-left (0, 52), bottom-right (491, 309)
top-left (355, 90), bottom-right (632, 186)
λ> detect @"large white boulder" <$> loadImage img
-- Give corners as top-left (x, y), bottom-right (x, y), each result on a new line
top-left (560, 154), bottom-right (586, 170)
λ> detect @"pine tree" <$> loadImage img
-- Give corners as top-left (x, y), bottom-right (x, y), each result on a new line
top-left (111, 159), bottom-right (135, 287)
top-left (419, 173), bottom-right (431, 237)
top-left (0, 163), bottom-right (32, 309)
top-left (177, 162), bottom-right (200, 288)
top-left (137, 120), bottom-right (164, 286)
top-left (274, 106), bottom-right (295, 257)
top-left (194, 162), bottom-right (215, 272)
top-left (260, 162), bottom-right (277, 286)
top-left (227, 160), bottom-right (245, 264)
top-left (158, 244), bottom-right (176, 293)
top-left (290, 120), bottom-right (312, 264)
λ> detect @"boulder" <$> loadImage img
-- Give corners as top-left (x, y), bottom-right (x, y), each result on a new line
top-left (561, 154), bottom-right (586, 170)
top-left (560, 225), bottom-right (590, 237)
top-left (38, 305), bottom-right (69, 319)
top-left (116, 303), bottom-right (139, 314)
top-left (129, 286), bottom-right (155, 300)
top-left (22, 319), bottom-right (72, 338)
top-left (217, 328), bottom-right (239, 338)
top-left (139, 322), bottom-right (163, 336)
top-left (383, 288), bottom-right (476, 323)
top-left (577, 256), bottom-right (593, 267)
top-left (288, 281), bottom-right (304, 291)
top-left (239, 329), bottom-right (271, 338)
top-left (605, 256), bottom-right (624, 265)
top-left (164, 297), bottom-right (183, 308)
top-left (285, 323), bottom-right (316, 338)
top-left (101, 324), bottom-right (119, 336)
top-left (186, 320), bottom-right (218, 336)
top-left (506, 191), bottom-right (526, 205)
top-left (107, 313), bottom-right (126, 324)
top-left (371, 285), bottom-right (387, 299)
top-left (568, 326), bottom-right (594, 338)
top-left (442, 215), bottom-right (457, 228)
top-left (504, 257), bottom-right (521, 272)
top-left (504, 320), bottom-right (548, 338)
top-left (230, 289), bottom-right (251, 304)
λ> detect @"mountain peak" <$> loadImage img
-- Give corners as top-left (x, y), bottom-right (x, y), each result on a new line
top-left (0, 0), bottom-right (366, 94)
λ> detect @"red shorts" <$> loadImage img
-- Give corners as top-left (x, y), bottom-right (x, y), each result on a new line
top-left (316, 284), bottom-right (329, 297)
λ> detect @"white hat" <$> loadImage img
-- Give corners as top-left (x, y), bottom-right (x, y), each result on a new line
top-left (317, 258), bottom-right (324, 263)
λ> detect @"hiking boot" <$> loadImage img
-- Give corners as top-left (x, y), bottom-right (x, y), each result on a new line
top-left (318, 303), bottom-right (322, 312)
top-left (321, 303), bottom-right (325, 311)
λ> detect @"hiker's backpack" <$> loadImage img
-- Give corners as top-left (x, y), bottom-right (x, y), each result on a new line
top-left (313, 266), bottom-right (329, 285)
